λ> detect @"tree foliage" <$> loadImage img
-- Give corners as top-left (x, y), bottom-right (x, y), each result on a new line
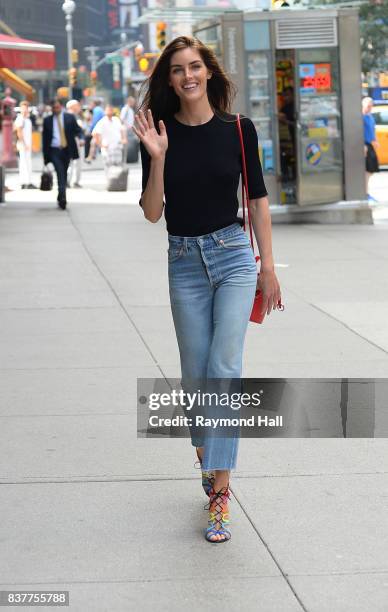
top-left (299, 0), bottom-right (388, 73)
top-left (359, 0), bottom-right (388, 73)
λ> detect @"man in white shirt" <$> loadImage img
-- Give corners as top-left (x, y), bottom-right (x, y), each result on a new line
top-left (14, 100), bottom-right (35, 189)
top-left (66, 99), bottom-right (84, 188)
top-left (92, 104), bottom-right (127, 171)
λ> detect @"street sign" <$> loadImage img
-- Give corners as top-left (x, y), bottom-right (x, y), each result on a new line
top-left (106, 54), bottom-right (122, 64)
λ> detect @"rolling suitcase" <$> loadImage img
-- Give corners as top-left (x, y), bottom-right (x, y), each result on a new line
top-left (106, 146), bottom-right (129, 192)
top-left (107, 164), bottom-right (129, 191)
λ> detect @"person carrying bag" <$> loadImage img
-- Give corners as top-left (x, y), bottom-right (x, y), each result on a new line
top-left (134, 36), bottom-right (282, 545)
top-left (92, 103), bottom-right (128, 189)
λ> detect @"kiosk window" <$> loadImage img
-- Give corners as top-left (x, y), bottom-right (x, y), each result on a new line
top-left (297, 48), bottom-right (342, 174)
top-left (246, 49), bottom-right (275, 174)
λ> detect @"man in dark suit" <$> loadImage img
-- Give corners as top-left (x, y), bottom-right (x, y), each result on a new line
top-left (42, 98), bottom-right (82, 209)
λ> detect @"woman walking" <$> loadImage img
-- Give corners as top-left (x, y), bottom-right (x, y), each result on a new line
top-left (133, 36), bottom-right (281, 543)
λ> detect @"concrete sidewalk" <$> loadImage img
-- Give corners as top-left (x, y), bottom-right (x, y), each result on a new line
top-left (0, 181), bottom-right (388, 611)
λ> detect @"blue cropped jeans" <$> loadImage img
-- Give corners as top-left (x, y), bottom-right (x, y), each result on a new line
top-left (168, 222), bottom-right (257, 471)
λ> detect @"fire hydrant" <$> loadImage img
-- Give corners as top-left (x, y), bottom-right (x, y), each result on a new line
top-left (0, 87), bottom-right (18, 168)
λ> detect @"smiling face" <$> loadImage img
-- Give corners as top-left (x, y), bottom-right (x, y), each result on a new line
top-left (168, 47), bottom-right (212, 102)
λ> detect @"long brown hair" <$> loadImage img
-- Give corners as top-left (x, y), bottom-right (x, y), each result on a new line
top-left (137, 36), bottom-right (238, 128)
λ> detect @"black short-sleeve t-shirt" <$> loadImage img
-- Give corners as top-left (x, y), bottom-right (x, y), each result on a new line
top-left (139, 112), bottom-right (268, 237)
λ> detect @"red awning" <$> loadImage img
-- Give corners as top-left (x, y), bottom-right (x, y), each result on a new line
top-left (0, 34), bottom-right (55, 70)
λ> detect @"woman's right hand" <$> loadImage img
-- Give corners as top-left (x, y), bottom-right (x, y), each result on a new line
top-left (131, 109), bottom-right (168, 160)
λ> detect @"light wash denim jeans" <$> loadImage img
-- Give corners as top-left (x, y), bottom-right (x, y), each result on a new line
top-left (168, 222), bottom-right (257, 471)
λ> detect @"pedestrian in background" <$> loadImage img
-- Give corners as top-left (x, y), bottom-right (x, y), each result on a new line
top-left (90, 98), bottom-right (104, 130)
top-left (66, 99), bottom-right (84, 188)
top-left (362, 96), bottom-right (379, 202)
top-left (14, 100), bottom-right (36, 189)
top-left (85, 99), bottom-right (104, 163)
top-left (92, 103), bottom-right (127, 176)
top-left (120, 95), bottom-right (135, 132)
top-left (134, 36), bottom-right (281, 544)
top-left (42, 98), bottom-right (82, 209)
top-left (83, 105), bottom-right (94, 160)
top-left (121, 95), bottom-right (139, 163)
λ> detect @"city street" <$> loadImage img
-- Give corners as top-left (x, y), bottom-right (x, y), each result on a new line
top-left (0, 159), bottom-right (388, 611)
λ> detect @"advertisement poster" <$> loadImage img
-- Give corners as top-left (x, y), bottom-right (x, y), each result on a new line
top-left (299, 63), bottom-right (332, 95)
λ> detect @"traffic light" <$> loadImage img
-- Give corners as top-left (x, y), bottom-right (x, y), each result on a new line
top-left (156, 22), bottom-right (167, 51)
top-left (71, 49), bottom-right (79, 64)
top-left (139, 57), bottom-right (149, 72)
top-left (69, 67), bottom-right (77, 87)
top-left (90, 70), bottom-right (97, 86)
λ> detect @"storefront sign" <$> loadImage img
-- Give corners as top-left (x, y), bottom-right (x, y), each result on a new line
top-left (307, 118), bottom-right (329, 139)
top-left (305, 142), bottom-right (322, 166)
top-left (106, 0), bottom-right (140, 39)
top-left (117, 0), bottom-right (140, 38)
top-left (299, 63), bottom-right (332, 95)
top-left (107, 0), bottom-right (119, 30)
top-left (0, 35), bottom-right (55, 70)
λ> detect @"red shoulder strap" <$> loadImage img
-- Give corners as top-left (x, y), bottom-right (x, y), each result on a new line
top-left (237, 114), bottom-right (284, 312)
top-left (236, 114), bottom-right (257, 259)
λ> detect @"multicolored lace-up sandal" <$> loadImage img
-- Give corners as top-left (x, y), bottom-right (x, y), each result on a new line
top-left (194, 448), bottom-right (215, 498)
top-left (205, 485), bottom-right (231, 544)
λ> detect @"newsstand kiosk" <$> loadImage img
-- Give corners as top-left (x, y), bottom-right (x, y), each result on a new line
top-left (194, 8), bottom-right (370, 223)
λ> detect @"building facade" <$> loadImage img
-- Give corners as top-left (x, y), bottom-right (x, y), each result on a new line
top-left (0, 0), bottom-right (108, 70)
top-left (0, 0), bottom-right (149, 103)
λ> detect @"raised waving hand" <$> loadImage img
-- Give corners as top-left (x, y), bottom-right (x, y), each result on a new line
top-left (131, 109), bottom-right (168, 160)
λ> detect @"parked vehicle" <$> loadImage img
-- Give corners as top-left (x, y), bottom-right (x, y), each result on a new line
top-left (372, 104), bottom-right (388, 166)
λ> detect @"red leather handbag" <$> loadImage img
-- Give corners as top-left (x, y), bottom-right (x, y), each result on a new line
top-left (236, 113), bottom-right (284, 324)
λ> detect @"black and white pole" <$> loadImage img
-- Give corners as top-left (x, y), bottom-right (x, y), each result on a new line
top-left (62, 0), bottom-right (76, 97)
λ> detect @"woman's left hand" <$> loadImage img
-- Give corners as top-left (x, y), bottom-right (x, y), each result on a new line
top-left (257, 268), bottom-right (282, 315)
